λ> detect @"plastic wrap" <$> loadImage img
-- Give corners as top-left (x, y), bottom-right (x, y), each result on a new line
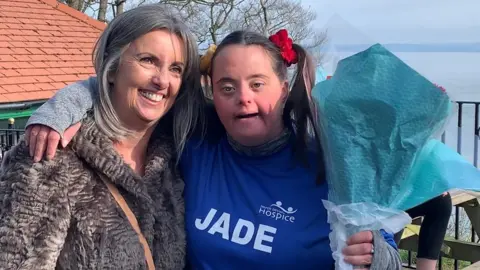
top-left (322, 201), bottom-right (411, 270)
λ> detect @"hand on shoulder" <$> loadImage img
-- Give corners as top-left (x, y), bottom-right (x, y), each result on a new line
top-left (25, 122), bottom-right (82, 162)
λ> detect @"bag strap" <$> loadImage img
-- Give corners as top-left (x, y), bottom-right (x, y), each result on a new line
top-left (99, 174), bottom-right (155, 270)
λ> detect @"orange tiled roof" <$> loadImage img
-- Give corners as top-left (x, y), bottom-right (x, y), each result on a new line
top-left (0, 0), bottom-right (105, 104)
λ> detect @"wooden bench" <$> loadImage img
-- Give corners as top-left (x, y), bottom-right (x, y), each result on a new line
top-left (464, 261), bottom-right (480, 270)
top-left (399, 190), bottom-right (480, 263)
top-left (450, 189), bottom-right (480, 206)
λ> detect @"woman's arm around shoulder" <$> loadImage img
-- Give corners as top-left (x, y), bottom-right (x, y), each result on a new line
top-left (0, 142), bottom-right (78, 269)
top-left (26, 77), bottom-right (97, 137)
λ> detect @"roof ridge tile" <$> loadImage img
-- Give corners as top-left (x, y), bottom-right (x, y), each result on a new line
top-left (37, 0), bottom-right (106, 31)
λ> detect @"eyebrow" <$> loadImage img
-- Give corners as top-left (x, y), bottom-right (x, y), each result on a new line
top-left (248, 74), bottom-right (268, 80)
top-left (135, 52), bottom-right (185, 67)
top-left (215, 74), bottom-right (268, 84)
top-left (215, 77), bottom-right (235, 84)
top-left (134, 52), bottom-right (154, 58)
top-left (172, 61), bottom-right (185, 68)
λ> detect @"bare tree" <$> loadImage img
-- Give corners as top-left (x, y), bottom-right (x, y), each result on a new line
top-left (234, 0), bottom-right (324, 46)
top-left (60, 0), bottom-right (325, 61)
top-left (58, 0), bottom-right (126, 22)
top-left (110, 0), bottom-right (126, 17)
top-left (149, 0), bottom-right (323, 51)
top-left (59, 0), bottom-right (96, 12)
top-left (98, 0), bottom-right (108, 21)
top-left (231, 0), bottom-right (326, 64)
top-left (154, 0), bottom-right (240, 46)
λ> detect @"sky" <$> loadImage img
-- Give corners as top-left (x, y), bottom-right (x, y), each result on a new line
top-left (300, 0), bottom-right (480, 45)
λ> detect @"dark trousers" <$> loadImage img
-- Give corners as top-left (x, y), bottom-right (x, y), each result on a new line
top-left (394, 193), bottom-right (452, 259)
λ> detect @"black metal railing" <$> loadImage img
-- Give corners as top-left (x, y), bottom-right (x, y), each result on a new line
top-left (0, 127), bottom-right (25, 159)
top-left (403, 101), bottom-right (480, 269)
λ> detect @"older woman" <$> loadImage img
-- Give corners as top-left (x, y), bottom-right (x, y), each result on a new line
top-left (0, 4), bottom-right (204, 269)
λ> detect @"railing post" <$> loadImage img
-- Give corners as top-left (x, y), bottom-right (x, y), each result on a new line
top-left (475, 103), bottom-right (479, 168)
top-left (455, 102), bottom-right (463, 270)
top-left (7, 118), bottom-right (14, 151)
top-left (441, 124), bottom-right (446, 270)
top-left (473, 104), bottom-right (480, 245)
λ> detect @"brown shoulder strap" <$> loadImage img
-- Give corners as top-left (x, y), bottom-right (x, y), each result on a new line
top-left (99, 174), bottom-right (155, 270)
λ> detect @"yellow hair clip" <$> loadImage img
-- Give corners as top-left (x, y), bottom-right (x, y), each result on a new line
top-left (200, 44), bottom-right (217, 74)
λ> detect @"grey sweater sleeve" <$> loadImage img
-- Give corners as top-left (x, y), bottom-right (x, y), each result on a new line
top-left (26, 77), bottom-right (97, 137)
top-left (370, 230), bottom-right (402, 270)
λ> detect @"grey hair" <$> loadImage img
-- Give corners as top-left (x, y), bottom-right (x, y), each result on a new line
top-left (92, 4), bottom-right (205, 159)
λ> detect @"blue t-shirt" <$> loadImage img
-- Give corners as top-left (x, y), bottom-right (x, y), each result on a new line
top-left (182, 135), bottom-right (333, 269)
top-left (181, 135), bottom-right (397, 269)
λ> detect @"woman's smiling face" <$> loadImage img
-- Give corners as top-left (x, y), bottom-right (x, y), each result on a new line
top-left (110, 29), bottom-right (185, 130)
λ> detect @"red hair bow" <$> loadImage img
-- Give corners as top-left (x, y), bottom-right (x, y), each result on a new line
top-left (269, 29), bottom-right (298, 67)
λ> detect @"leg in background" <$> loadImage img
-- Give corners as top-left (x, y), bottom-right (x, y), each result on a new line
top-left (406, 193), bottom-right (452, 270)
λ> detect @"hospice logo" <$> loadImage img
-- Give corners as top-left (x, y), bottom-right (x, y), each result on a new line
top-left (259, 201), bottom-right (297, 223)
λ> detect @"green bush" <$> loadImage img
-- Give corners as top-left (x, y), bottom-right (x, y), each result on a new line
top-left (400, 250), bottom-right (472, 269)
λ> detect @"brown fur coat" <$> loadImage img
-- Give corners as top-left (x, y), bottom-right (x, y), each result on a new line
top-left (0, 118), bottom-right (185, 270)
